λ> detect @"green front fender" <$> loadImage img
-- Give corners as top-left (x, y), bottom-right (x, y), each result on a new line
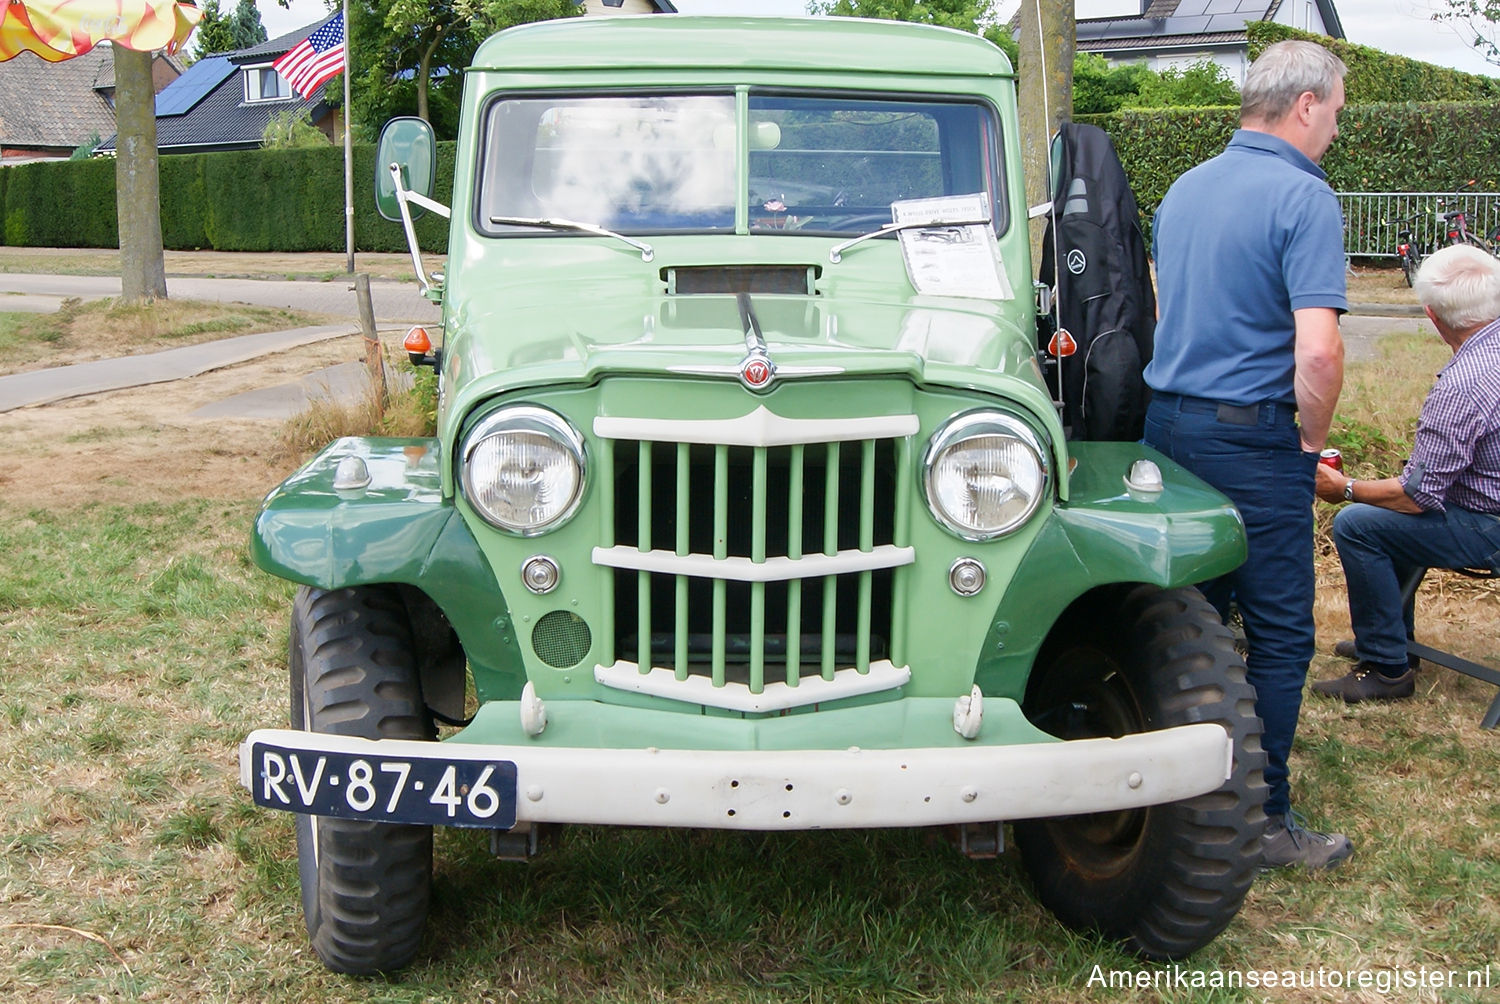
top-left (976, 441), bottom-right (1247, 698)
top-left (250, 437), bottom-right (526, 696)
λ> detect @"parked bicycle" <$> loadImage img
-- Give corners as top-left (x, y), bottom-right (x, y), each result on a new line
top-left (1385, 214), bottom-right (1424, 287)
top-left (1383, 182), bottom-right (1499, 285)
top-left (1433, 180), bottom-right (1500, 257)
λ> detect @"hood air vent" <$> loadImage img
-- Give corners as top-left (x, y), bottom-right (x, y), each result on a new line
top-left (665, 265), bottom-right (818, 296)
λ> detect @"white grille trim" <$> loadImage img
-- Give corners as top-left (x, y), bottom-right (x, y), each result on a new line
top-left (595, 659), bottom-right (912, 713)
top-left (594, 405), bottom-right (918, 447)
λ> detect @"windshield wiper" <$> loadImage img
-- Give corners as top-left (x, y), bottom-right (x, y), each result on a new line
top-left (827, 217), bottom-right (991, 264)
top-left (489, 216), bottom-right (655, 262)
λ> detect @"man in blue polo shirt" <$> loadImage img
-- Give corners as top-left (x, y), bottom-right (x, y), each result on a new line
top-left (1144, 40), bottom-right (1350, 870)
top-left (1312, 245), bottom-right (1500, 700)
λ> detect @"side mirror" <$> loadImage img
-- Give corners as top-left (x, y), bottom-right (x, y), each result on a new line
top-left (375, 116), bottom-right (436, 223)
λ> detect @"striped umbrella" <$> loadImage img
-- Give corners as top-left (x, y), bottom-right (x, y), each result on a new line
top-left (0, 0), bottom-right (200, 62)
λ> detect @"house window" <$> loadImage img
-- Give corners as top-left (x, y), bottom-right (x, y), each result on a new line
top-left (245, 65), bottom-right (290, 102)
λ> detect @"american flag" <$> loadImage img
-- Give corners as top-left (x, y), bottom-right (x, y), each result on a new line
top-left (272, 13), bottom-right (346, 101)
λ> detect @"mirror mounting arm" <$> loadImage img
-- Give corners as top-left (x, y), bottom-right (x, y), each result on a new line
top-left (388, 162), bottom-right (448, 299)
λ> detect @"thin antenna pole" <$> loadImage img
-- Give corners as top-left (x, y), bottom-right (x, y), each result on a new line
top-left (343, 0), bottom-right (354, 273)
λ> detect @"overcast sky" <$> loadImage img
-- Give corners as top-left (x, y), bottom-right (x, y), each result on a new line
top-left (257, 0), bottom-right (1497, 77)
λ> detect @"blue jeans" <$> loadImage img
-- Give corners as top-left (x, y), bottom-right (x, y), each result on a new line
top-left (1145, 393), bottom-right (1317, 819)
top-left (1332, 502), bottom-right (1500, 665)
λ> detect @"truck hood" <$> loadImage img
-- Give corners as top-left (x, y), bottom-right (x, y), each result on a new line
top-left (444, 290), bottom-right (1045, 414)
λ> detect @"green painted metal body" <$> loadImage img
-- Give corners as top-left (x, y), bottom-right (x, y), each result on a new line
top-left (252, 16), bottom-right (1246, 754)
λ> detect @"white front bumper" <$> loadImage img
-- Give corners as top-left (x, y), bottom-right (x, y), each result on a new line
top-left (240, 722), bottom-right (1232, 830)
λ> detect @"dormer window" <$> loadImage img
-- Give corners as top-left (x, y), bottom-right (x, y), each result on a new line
top-left (245, 64), bottom-right (291, 102)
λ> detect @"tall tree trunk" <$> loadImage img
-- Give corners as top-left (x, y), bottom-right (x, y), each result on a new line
top-left (113, 45), bottom-right (167, 301)
top-left (416, 21), bottom-right (456, 125)
top-left (1016, 0), bottom-right (1074, 261)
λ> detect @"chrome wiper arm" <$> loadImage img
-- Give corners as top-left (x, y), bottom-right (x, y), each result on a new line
top-left (827, 217), bottom-right (991, 264)
top-left (489, 216), bottom-right (655, 262)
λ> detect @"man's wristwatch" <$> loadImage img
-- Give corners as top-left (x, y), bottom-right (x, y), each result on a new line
top-left (1343, 479), bottom-right (1357, 502)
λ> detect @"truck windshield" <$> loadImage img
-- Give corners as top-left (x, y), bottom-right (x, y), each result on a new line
top-left (477, 92), bottom-right (1000, 237)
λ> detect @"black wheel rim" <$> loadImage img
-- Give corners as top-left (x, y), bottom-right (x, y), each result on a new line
top-left (1028, 647), bottom-right (1150, 875)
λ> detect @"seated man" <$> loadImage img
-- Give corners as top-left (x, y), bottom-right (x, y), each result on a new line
top-left (1312, 244), bottom-right (1500, 702)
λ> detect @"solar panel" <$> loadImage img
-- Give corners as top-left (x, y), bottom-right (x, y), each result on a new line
top-left (155, 55), bottom-right (236, 117)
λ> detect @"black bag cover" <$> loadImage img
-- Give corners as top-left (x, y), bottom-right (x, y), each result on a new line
top-left (1038, 122), bottom-right (1156, 441)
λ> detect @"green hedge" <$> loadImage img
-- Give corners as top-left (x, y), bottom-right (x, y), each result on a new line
top-left (2, 142), bottom-right (457, 254)
top-left (1247, 22), bottom-right (1500, 105)
top-left (1080, 100), bottom-right (1500, 240)
top-left (4, 155), bottom-right (118, 248)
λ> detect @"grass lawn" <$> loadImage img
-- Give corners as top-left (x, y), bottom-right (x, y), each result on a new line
top-left (1, 328), bottom-right (1497, 1002)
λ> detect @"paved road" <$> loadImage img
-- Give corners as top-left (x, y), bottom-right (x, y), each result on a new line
top-left (0, 273), bottom-right (439, 324)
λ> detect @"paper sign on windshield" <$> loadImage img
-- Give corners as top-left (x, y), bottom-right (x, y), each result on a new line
top-left (891, 193), bottom-right (1013, 301)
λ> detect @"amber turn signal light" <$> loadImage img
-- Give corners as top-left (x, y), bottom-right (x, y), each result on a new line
top-left (404, 326), bottom-right (438, 368)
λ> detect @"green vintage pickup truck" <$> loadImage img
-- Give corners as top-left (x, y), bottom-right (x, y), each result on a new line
top-left (239, 15), bottom-right (1263, 974)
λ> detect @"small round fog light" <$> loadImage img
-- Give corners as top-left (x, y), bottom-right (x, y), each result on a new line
top-left (949, 557), bottom-right (986, 596)
top-left (521, 555), bottom-right (560, 595)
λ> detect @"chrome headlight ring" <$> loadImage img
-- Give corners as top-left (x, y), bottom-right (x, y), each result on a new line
top-left (461, 405), bottom-right (587, 536)
top-left (922, 410), bottom-right (1049, 541)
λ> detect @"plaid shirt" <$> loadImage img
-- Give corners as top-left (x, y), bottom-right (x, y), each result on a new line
top-left (1401, 317), bottom-right (1500, 512)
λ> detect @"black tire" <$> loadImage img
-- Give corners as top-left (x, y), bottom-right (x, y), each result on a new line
top-left (1400, 252), bottom-right (1417, 288)
top-left (1014, 585), bottom-right (1267, 960)
top-left (290, 585), bottom-right (434, 975)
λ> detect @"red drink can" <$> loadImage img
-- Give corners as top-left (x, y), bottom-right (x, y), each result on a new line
top-left (1319, 448), bottom-right (1343, 471)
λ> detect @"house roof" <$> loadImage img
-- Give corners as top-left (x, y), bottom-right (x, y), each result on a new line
top-left (1075, 0), bottom-right (1344, 50)
top-left (0, 46), bottom-right (118, 150)
top-left (98, 16), bottom-right (335, 153)
top-left (234, 12), bottom-right (337, 63)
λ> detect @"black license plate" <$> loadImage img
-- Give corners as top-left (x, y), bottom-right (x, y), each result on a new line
top-left (251, 741), bottom-right (517, 828)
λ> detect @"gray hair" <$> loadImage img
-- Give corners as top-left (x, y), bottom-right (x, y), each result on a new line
top-left (1414, 245), bottom-right (1500, 331)
top-left (1241, 41), bottom-right (1347, 125)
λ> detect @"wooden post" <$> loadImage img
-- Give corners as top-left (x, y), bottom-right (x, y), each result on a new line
top-left (355, 273), bottom-right (386, 415)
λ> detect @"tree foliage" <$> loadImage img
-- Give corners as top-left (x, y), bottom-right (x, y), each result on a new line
top-left (809, 0), bottom-right (1018, 61)
top-left (193, 0), bottom-right (267, 56)
top-left (263, 110), bottom-right (334, 149)
top-left (347, 0), bottom-right (578, 140)
top-left (1123, 60), bottom-right (1239, 108)
top-left (1433, 0), bottom-right (1500, 67)
top-left (1072, 53), bottom-right (1152, 113)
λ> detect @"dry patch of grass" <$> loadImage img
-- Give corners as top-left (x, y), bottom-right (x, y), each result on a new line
top-left (277, 363), bottom-right (437, 462)
top-left (1347, 266), bottom-right (1421, 305)
top-left (0, 297), bottom-right (326, 376)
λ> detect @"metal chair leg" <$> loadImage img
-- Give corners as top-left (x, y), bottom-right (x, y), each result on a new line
top-left (1403, 566), bottom-right (1500, 730)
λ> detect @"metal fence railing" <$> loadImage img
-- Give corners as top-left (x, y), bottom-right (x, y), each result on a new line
top-left (1338, 191), bottom-right (1500, 258)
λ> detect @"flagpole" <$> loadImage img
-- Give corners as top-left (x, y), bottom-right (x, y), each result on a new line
top-left (342, 0), bottom-right (354, 273)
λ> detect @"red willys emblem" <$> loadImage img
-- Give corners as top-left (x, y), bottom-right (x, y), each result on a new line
top-left (741, 357), bottom-right (773, 388)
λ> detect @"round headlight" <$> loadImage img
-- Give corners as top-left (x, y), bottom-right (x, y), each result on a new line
top-left (461, 406), bottom-right (586, 535)
top-left (923, 411), bottom-right (1049, 540)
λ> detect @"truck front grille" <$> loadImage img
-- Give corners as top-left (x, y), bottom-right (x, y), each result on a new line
top-left (591, 411), bottom-right (916, 712)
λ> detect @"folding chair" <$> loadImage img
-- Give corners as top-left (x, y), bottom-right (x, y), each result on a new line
top-left (1402, 566), bottom-right (1500, 729)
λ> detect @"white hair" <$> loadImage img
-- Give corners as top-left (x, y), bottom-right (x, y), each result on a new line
top-left (1414, 244), bottom-right (1500, 332)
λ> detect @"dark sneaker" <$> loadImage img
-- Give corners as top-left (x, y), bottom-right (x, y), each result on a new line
top-left (1332, 639), bottom-right (1419, 671)
top-left (1261, 812), bottom-right (1354, 870)
top-left (1311, 663), bottom-right (1416, 703)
